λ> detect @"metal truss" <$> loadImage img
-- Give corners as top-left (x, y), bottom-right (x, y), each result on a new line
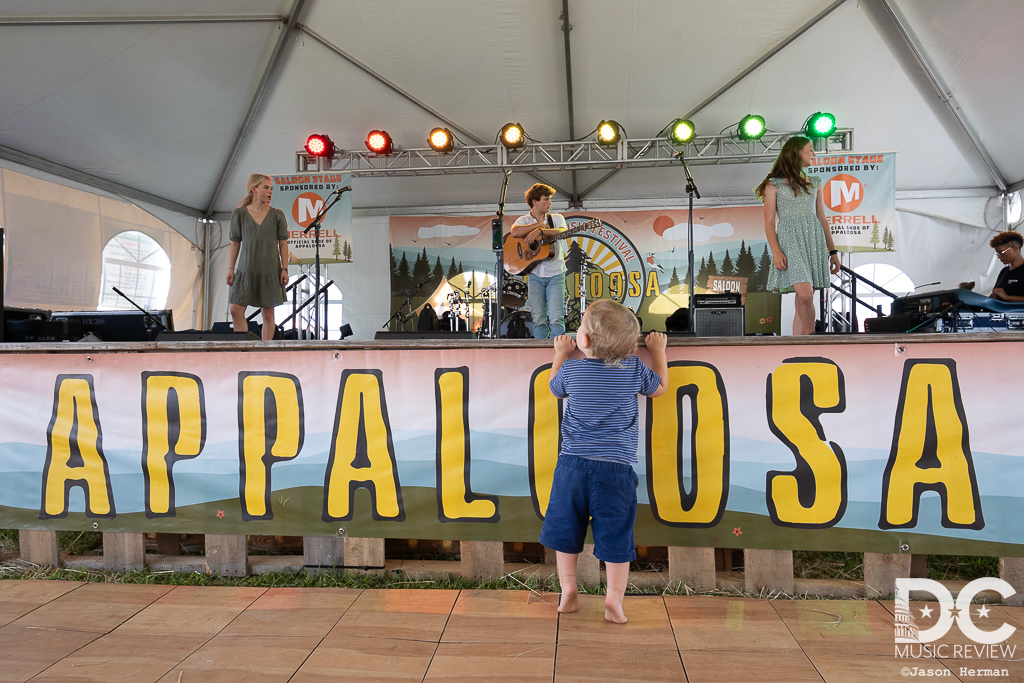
top-left (296, 129), bottom-right (854, 177)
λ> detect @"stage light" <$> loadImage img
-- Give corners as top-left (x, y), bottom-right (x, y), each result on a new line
top-left (596, 120), bottom-right (621, 145)
top-left (305, 133), bottom-right (335, 157)
top-left (428, 127), bottom-right (454, 153)
top-left (365, 130), bottom-right (394, 155)
top-left (805, 112), bottom-right (836, 138)
top-left (500, 123), bottom-right (525, 150)
top-left (737, 115), bottom-right (766, 140)
top-left (668, 119), bottom-right (696, 144)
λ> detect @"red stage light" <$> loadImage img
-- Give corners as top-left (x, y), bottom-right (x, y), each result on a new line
top-left (365, 130), bottom-right (394, 155)
top-left (305, 134), bottom-right (335, 157)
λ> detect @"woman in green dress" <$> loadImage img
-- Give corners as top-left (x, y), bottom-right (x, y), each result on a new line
top-left (755, 136), bottom-right (841, 335)
top-left (227, 173), bottom-right (290, 340)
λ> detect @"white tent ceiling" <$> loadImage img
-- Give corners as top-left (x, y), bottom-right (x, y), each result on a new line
top-left (0, 0), bottom-right (1022, 229)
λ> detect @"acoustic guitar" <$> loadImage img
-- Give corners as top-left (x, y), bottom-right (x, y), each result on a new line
top-left (503, 217), bottom-right (602, 275)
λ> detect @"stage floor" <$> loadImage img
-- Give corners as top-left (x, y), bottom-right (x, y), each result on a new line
top-left (2, 581), bottom-right (1023, 681)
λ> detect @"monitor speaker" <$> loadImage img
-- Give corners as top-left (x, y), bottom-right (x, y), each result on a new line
top-left (374, 331), bottom-right (474, 340)
top-left (694, 306), bottom-right (744, 337)
top-left (156, 330), bottom-right (256, 341)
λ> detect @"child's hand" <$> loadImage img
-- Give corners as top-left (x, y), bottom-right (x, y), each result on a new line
top-left (645, 331), bottom-right (667, 353)
top-left (553, 335), bottom-right (577, 356)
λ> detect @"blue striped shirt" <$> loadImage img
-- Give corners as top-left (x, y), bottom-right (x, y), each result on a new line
top-left (549, 356), bottom-right (662, 464)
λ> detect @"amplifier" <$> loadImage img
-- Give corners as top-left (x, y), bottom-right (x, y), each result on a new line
top-left (693, 293), bottom-right (742, 308)
top-left (694, 306), bottom-right (744, 337)
top-left (51, 309), bottom-right (174, 342)
top-left (864, 314), bottom-right (934, 333)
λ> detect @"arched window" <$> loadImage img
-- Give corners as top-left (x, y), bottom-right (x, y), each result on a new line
top-left (98, 231), bottom-right (171, 310)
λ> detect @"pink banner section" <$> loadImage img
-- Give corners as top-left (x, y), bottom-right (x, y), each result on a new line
top-left (0, 340), bottom-right (1018, 555)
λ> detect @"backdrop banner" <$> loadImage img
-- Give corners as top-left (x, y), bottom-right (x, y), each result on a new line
top-left (390, 209), bottom-right (784, 335)
top-left (271, 172), bottom-right (353, 265)
top-left (0, 341), bottom-right (1018, 557)
top-left (809, 151), bottom-right (897, 253)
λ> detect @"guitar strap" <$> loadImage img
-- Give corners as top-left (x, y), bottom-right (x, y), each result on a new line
top-left (547, 214), bottom-right (555, 230)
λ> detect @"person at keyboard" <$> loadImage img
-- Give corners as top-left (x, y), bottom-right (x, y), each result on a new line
top-left (989, 231), bottom-right (1024, 302)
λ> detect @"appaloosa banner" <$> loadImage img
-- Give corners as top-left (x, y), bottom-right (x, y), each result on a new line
top-left (0, 340), bottom-right (1020, 557)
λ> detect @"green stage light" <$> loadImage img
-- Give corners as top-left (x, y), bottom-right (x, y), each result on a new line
top-left (805, 112), bottom-right (837, 138)
top-left (668, 119), bottom-right (696, 144)
top-left (596, 120), bottom-right (622, 145)
top-left (737, 115), bottom-right (766, 140)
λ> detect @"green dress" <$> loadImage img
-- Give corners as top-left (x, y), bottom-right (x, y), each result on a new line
top-left (229, 206), bottom-right (288, 308)
top-left (766, 175), bottom-right (830, 294)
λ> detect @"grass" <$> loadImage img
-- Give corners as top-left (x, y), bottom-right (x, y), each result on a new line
top-left (0, 530), bottom-right (1008, 593)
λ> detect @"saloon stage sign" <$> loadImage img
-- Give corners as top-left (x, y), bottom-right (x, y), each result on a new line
top-left (0, 340), bottom-right (1019, 557)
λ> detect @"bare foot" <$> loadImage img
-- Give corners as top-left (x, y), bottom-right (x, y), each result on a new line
top-left (558, 589), bottom-right (578, 613)
top-left (604, 598), bottom-right (627, 623)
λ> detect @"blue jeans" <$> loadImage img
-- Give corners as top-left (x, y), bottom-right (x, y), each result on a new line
top-left (527, 272), bottom-right (565, 338)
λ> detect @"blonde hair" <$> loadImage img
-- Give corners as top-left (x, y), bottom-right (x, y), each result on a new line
top-left (584, 299), bottom-right (640, 366)
top-left (240, 173), bottom-right (271, 208)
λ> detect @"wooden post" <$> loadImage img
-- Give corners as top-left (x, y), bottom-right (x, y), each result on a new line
top-left (102, 532), bottom-right (145, 572)
top-left (1000, 557), bottom-right (1024, 607)
top-left (155, 533), bottom-right (181, 556)
top-left (668, 547), bottom-right (716, 591)
top-left (303, 536), bottom-right (346, 574)
top-left (910, 554), bottom-right (927, 578)
top-left (578, 543), bottom-right (600, 587)
top-left (18, 530), bottom-right (60, 567)
top-left (864, 552), bottom-right (911, 599)
top-left (205, 534), bottom-right (247, 576)
top-left (744, 549), bottom-right (794, 595)
top-left (461, 540), bottom-right (504, 581)
top-left (342, 537), bottom-right (384, 576)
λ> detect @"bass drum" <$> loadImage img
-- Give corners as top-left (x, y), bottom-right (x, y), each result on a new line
top-left (500, 311), bottom-right (534, 339)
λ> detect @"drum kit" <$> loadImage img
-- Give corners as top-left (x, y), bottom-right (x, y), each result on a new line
top-left (478, 275), bottom-right (534, 338)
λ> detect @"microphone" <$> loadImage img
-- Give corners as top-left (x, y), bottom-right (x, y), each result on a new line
top-left (673, 150), bottom-right (685, 158)
top-left (332, 185), bottom-right (352, 196)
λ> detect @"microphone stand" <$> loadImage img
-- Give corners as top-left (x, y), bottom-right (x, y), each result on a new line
top-left (677, 152), bottom-right (701, 332)
top-left (111, 287), bottom-right (167, 340)
top-left (491, 170), bottom-right (512, 339)
top-left (303, 186), bottom-right (350, 339)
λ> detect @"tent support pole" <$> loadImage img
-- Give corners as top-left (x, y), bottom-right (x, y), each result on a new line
top-left (875, 0), bottom-right (1006, 192)
top-left (574, 0), bottom-right (848, 202)
top-left (560, 0), bottom-right (580, 208)
top-left (204, 0), bottom-right (308, 217)
top-left (297, 25), bottom-right (571, 202)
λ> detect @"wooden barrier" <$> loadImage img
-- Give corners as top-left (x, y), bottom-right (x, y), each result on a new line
top-left (8, 533), bottom-right (1022, 603)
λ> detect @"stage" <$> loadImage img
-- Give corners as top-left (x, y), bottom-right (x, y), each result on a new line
top-left (2, 580), bottom-right (1023, 681)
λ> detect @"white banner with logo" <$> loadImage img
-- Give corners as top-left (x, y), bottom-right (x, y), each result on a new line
top-left (270, 173), bottom-right (354, 264)
top-left (808, 152), bottom-right (896, 253)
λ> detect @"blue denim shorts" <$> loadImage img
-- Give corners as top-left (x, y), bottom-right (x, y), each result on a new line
top-left (538, 453), bottom-right (639, 563)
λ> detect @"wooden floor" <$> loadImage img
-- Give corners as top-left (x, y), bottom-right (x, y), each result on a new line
top-left (2, 580), bottom-right (1024, 682)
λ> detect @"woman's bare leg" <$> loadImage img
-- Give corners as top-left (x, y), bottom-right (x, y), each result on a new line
top-left (792, 282), bottom-right (815, 336)
top-left (260, 307), bottom-right (277, 341)
top-left (230, 304), bottom-right (247, 334)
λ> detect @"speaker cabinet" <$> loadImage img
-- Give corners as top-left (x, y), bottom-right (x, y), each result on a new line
top-left (694, 306), bottom-right (744, 337)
